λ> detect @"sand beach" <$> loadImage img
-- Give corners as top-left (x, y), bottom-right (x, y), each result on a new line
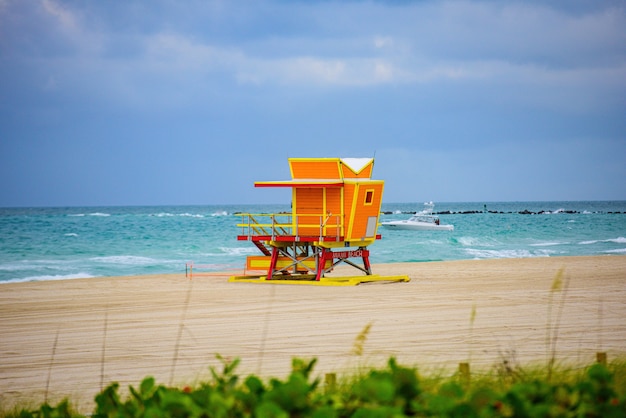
top-left (1, 255), bottom-right (625, 411)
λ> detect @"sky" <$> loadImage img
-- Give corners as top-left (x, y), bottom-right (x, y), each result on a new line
top-left (1, 0), bottom-right (625, 207)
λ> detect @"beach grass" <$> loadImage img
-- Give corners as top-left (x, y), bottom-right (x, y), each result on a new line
top-left (3, 355), bottom-right (625, 417)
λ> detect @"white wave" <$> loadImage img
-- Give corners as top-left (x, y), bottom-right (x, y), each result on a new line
top-left (579, 239), bottom-right (597, 245)
top-left (417, 239), bottom-right (446, 245)
top-left (456, 237), bottom-right (480, 246)
top-left (68, 213), bottom-right (85, 217)
top-left (90, 255), bottom-right (159, 265)
top-left (1, 272), bottom-right (95, 284)
top-left (529, 241), bottom-right (565, 247)
top-left (605, 248), bottom-right (626, 254)
top-left (579, 237), bottom-right (626, 245)
top-left (218, 247), bottom-right (258, 256)
top-left (0, 259), bottom-right (73, 272)
top-left (89, 212), bottom-right (110, 217)
top-left (456, 236), bottom-right (499, 247)
top-left (0, 262), bottom-right (28, 272)
top-left (64, 233), bottom-right (78, 237)
top-left (465, 248), bottom-right (553, 259)
top-left (211, 211), bottom-right (229, 216)
top-left (152, 212), bottom-right (204, 218)
top-left (180, 213), bottom-right (204, 218)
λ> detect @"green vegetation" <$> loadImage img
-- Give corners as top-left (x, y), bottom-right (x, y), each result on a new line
top-left (4, 355), bottom-right (625, 418)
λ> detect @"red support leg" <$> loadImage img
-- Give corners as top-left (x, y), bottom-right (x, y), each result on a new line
top-left (315, 247), bottom-right (328, 281)
top-left (362, 247), bottom-right (372, 275)
top-left (267, 246), bottom-right (279, 280)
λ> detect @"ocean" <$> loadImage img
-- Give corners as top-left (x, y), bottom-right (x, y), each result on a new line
top-left (1, 201), bottom-right (625, 284)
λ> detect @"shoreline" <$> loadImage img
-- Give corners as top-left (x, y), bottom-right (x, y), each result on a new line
top-left (1, 255), bottom-right (625, 411)
top-left (2, 253), bottom-right (626, 286)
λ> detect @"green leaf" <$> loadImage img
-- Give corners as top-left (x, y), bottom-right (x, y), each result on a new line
top-left (291, 357), bottom-right (317, 379)
top-left (245, 374), bottom-right (265, 395)
top-left (256, 401), bottom-right (289, 418)
top-left (355, 374), bottom-right (395, 404)
top-left (140, 377), bottom-right (156, 397)
top-left (310, 405), bottom-right (339, 418)
top-left (438, 382), bottom-right (464, 400)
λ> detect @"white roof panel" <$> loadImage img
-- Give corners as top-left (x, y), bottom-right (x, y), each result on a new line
top-left (340, 158), bottom-right (373, 174)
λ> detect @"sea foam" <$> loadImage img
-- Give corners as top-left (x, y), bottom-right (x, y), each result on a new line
top-left (90, 255), bottom-right (161, 265)
top-left (219, 247), bottom-right (259, 256)
top-left (465, 248), bottom-right (554, 259)
top-left (579, 237), bottom-right (626, 245)
top-left (151, 212), bottom-right (205, 218)
top-left (2, 272), bottom-right (95, 284)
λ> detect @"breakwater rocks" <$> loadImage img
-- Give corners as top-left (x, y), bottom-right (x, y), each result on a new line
top-left (381, 209), bottom-right (625, 215)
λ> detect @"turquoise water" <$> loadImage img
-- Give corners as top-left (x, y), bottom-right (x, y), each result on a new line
top-left (1, 201), bottom-right (625, 283)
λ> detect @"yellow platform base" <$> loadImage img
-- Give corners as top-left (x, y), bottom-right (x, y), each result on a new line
top-left (228, 274), bottom-right (410, 286)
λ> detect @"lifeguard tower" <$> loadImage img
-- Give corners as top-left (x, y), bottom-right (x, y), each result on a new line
top-left (229, 157), bottom-right (409, 285)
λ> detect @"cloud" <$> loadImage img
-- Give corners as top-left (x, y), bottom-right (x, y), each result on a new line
top-left (1, 0), bottom-right (624, 205)
top-left (5, 0), bottom-right (624, 98)
top-left (41, 0), bottom-right (76, 31)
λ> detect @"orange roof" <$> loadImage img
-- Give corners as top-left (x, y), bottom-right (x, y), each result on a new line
top-left (254, 179), bottom-right (344, 188)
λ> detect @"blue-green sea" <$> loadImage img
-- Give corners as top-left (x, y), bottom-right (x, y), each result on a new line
top-left (1, 201), bottom-right (625, 283)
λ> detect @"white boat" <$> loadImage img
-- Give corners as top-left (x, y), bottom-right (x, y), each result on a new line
top-left (381, 202), bottom-right (454, 231)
